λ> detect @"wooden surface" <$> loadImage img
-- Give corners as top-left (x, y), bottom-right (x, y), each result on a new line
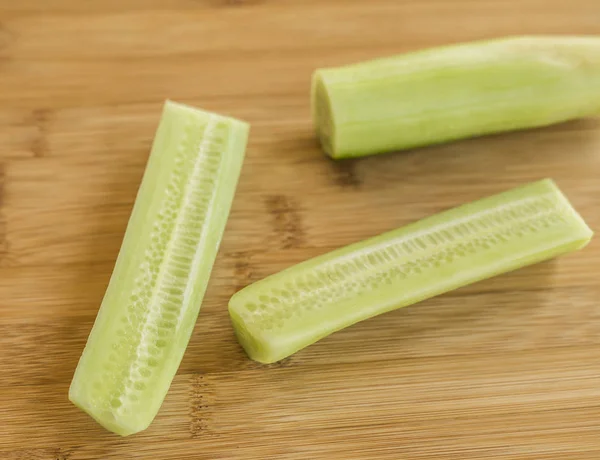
top-left (1, 1), bottom-right (600, 459)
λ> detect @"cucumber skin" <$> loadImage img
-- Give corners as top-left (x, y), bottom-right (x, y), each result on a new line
top-left (312, 36), bottom-right (600, 158)
top-left (229, 180), bottom-right (593, 364)
top-left (69, 101), bottom-right (249, 436)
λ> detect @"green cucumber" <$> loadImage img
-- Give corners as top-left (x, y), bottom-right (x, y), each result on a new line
top-left (229, 179), bottom-right (592, 364)
top-left (312, 36), bottom-right (600, 158)
top-left (70, 101), bottom-right (249, 436)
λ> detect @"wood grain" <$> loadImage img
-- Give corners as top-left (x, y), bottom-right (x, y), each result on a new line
top-left (1, 1), bottom-right (599, 458)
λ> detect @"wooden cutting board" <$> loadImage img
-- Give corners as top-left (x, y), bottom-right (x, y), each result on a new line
top-left (1, 1), bottom-right (599, 458)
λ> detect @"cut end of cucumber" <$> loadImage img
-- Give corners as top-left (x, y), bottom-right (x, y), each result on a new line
top-left (229, 299), bottom-right (302, 364)
top-left (69, 386), bottom-right (144, 436)
top-left (311, 71), bottom-right (336, 158)
top-left (229, 306), bottom-right (273, 364)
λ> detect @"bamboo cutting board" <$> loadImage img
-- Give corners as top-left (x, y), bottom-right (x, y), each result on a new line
top-left (1, 1), bottom-right (600, 459)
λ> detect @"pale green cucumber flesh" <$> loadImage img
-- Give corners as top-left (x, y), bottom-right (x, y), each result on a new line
top-left (69, 101), bottom-right (249, 436)
top-left (229, 179), bottom-right (593, 364)
top-left (312, 36), bottom-right (600, 158)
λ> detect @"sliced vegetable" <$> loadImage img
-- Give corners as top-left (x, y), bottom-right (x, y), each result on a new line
top-left (70, 101), bottom-right (249, 436)
top-left (229, 179), bottom-right (592, 364)
top-left (312, 36), bottom-right (600, 158)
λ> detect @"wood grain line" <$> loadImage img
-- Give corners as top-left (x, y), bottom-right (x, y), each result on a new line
top-left (265, 194), bottom-right (306, 249)
top-left (56, 448), bottom-right (73, 460)
top-left (331, 158), bottom-right (361, 189)
top-left (29, 109), bottom-right (51, 158)
top-left (189, 374), bottom-right (213, 438)
top-left (231, 250), bottom-right (256, 295)
top-left (2, 448), bottom-right (73, 460)
top-left (216, 0), bottom-right (264, 7)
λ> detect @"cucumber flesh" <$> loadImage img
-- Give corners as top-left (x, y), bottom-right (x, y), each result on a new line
top-left (229, 180), bottom-right (592, 364)
top-left (70, 101), bottom-right (249, 436)
top-left (312, 36), bottom-right (600, 158)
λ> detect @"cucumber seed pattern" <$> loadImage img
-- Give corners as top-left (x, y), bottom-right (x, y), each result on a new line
top-left (241, 195), bottom-right (570, 331)
top-left (91, 115), bottom-right (229, 416)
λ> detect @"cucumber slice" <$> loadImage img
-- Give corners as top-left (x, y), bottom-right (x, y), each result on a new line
top-left (312, 36), bottom-right (600, 158)
top-left (229, 180), bottom-right (592, 364)
top-left (70, 101), bottom-right (249, 436)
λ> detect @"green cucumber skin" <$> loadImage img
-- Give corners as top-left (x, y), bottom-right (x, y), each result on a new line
top-left (70, 101), bottom-right (249, 436)
top-left (229, 180), bottom-right (593, 364)
top-left (312, 36), bottom-right (600, 158)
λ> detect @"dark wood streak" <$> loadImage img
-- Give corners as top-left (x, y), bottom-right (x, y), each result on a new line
top-left (0, 448), bottom-right (72, 460)
top-left (189, 374), bottom-right (209, 438)
top-left (213, 0), bottom-right (264, 7)
top-left (55, 448), bottom-right (73, 460)
top-left (331, 158), bottom-right (361, 189)
top-left (232, 250), bottom-right (256, 294)
top-left (265, 195), bottom-right (306, 249)
top-left (30, 109), bottom-right (51, 158)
